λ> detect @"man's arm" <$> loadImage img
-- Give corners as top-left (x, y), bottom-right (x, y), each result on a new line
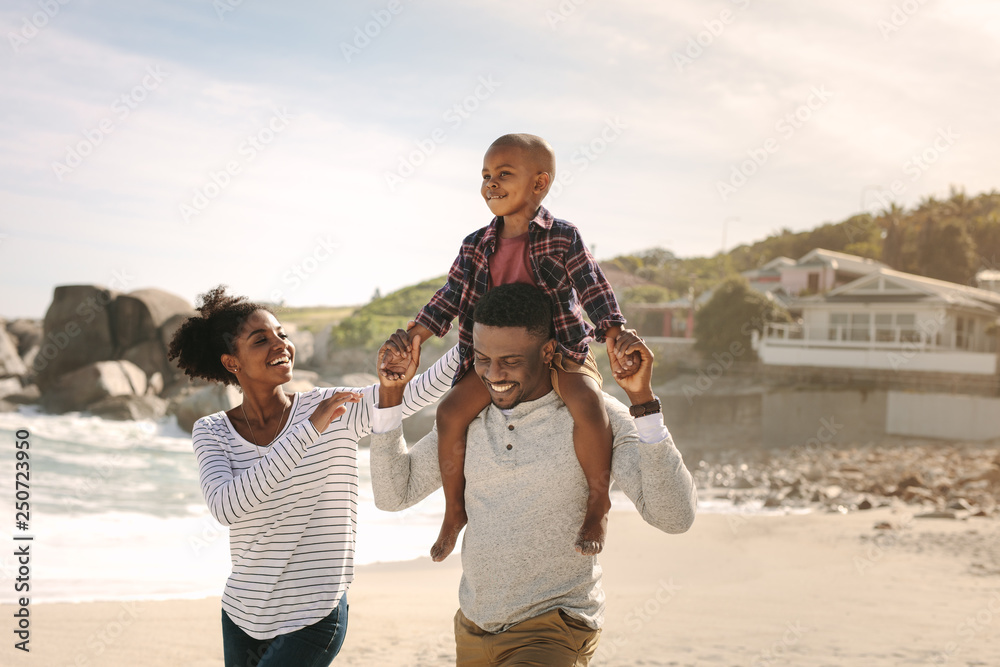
top-left (608, 404), bottom-right (697, 534)
top-left (370, 423), bottom-right (444, 511)
top-left (607, 330), bottom-right (697, 533)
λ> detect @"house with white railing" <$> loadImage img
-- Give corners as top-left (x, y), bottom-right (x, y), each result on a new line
top-left (753, 267), bottom-right (1000, 376)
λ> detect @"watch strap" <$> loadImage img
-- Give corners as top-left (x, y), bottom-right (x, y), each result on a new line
top-left (629, 396), bottom-right (661, 418)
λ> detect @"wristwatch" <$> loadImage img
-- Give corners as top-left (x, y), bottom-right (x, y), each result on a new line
top-left (629, 396), bottom-right (661, 418)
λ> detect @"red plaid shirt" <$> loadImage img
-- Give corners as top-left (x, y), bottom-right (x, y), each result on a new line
top-left (414, 207), bottom-right (625, 381)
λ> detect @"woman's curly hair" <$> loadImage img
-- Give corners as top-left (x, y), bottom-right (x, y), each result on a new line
top-left (167, 285), bottom-right (271, 385)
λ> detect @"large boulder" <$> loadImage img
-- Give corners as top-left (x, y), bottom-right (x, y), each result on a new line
top-left (42, 360), bottom-right (147, 413)
top-left (114, 288), bottom-right (195, 352)
top-left (0, 326), bottom-right (27, 378)
top-left (0, 377), bottom-right (23, 399)
top-left (6, 319), bottom-right (42, 357)
top-left (171, 384), bottom-right (242, 433)
top-left (122, 339), bottom-right (173, 380)
top-left (288, 328), bottom-right (315, 367)
top-left (36, 285), bottom-right (119, 388)
top-left (89, 395), bottom-right (168, 421)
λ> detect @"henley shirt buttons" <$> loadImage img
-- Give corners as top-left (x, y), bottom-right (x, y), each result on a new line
top-left (506, 444), bottom-right (513, 450)
top-left (507, 424), bottom-right (514, 431)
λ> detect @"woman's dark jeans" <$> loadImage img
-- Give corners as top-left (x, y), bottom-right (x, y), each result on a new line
top-left (222, 595), bottom-right (348, 667)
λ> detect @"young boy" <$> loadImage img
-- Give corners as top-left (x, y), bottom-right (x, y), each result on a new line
top-left (388, 133), bottom-right (634, 561)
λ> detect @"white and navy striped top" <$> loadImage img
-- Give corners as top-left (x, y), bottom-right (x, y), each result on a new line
top-left (192, 346), bottom-right (459, 640)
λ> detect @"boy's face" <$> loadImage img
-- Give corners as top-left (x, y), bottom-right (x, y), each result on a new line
top-left (481, 145), bottom-right (548, 220)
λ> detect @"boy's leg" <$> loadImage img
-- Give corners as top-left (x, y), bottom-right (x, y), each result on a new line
top-left (433, 372), bottom-right (491, 562)
top-left (555, 368), bottom-right (613, 556)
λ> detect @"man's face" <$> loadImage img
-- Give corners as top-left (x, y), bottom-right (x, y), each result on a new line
top-left (472, 323), bottom-right (555, 410)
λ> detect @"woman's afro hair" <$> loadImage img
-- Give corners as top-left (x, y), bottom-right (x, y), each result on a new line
top-left (167, 285), bottom-right (271, 386)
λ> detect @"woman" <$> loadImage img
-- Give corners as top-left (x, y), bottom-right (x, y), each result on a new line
top-left (168, 286), bottom-right (457, 666)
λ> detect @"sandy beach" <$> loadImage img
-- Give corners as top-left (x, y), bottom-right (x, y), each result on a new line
top-left (4, 507), bottom-right (999, 666)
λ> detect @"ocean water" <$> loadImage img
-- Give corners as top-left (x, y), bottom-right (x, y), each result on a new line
top-left (0, 407), bottom-right (453, 604)
top-left (0, 407), bottom-right (797, 604)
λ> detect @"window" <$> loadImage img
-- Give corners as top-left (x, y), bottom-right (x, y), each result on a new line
top-left (850, 313), bottom-right (870, 341)
top-left (875, 313), bottom-right (893, 342)
top-left (874, 313), bottom-right (918, 343)
top-left (808, 272), bottom-right (821, 293)
top-left (897, 314), bottom-right (918, 343)
top-left (829, 313), bottom-right (848, 340)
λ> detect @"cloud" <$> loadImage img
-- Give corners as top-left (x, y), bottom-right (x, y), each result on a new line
top-left (1, 0), bottom-right (998, 317)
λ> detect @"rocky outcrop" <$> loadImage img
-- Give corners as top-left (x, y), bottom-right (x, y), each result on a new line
top-left (0, 376), bottom-right (23, 399)
top-left (287, 327), bottom-right (315, 367)
top-left (89, 395), bottom-right (168, 421)
top-left (695, 442), bottom-right (1000, 518)
top-left (114, 289), bottom-right (195, 380)
top-left (5, 319), bottom-right (40, 358)
top-left (4, 285), bottom-right (201, 421)
top-left (0, 326), bottom-right (27, 377)
top-left (35, 285), bottom-right (119, 387)
top-left (172, 384), bottom-right (242, 433)
top-left (42, 360), bottom-right (148, 413)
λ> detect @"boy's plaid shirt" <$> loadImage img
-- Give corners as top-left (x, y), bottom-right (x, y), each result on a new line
top-left (414, 206), bottom-right (626, 382)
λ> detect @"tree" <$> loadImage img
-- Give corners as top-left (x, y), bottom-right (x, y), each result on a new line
top-left (917, 219), bottom-right (977, 285)
top-left (694, 276), bottom-right (791, 361)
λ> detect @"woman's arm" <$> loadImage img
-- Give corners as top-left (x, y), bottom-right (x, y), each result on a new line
top-left (348, 343), bottom-right (460, 437)
top-left (193, 420), bottom-right (320, 526)
top-left (194, 392), bottom-right (362, 525)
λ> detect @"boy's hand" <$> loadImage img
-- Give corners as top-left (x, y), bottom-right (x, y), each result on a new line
top-left (378, 321), bottom-right (434, 373)
top-left (609, 329), bottom-right (655, 403)
top-left (379, 330), bottom-right (421, 382)
top-left (377, 331), bottom-right (422, 408)
top-left (380, 328), bottom-right (414, 372)
top-left (605, 326), bottom-right (641, 380)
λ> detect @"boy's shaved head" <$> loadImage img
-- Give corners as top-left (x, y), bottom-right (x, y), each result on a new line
top-left (488, 133), bottom-right (556, 177)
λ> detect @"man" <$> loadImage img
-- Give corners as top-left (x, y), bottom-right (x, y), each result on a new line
top-left (372, 283), bottom-right (696, 666)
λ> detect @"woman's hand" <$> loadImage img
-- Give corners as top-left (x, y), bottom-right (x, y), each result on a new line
top-left (309, 391), bottom-right (363, 433)
top-left (377, 330), bottom-right (421, 407)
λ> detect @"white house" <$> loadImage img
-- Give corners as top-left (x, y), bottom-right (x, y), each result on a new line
top-left (754, 267), bottom-right (1000, 376)
top-left (746, 248), bottom-right (886, 298)
top-left (977, 269), bottom-right (1000, 294)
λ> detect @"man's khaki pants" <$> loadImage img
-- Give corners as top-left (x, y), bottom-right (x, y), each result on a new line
top-left (454, 608), bottom-right (600, 666)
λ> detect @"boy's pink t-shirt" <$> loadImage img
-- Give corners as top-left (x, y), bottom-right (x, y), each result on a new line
top-left (488, 232), bottom-right (538, 288)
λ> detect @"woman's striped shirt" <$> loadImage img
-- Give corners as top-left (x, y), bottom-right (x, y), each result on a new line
top-left (192, 346), bottom-right (459, 639)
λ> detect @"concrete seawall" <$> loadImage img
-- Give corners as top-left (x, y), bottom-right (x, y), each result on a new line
top-left (661, 387), bottom-right (1000, 450)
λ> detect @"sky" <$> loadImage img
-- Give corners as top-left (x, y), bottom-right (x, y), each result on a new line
top-left (1, 0), bottom-right (998, 318)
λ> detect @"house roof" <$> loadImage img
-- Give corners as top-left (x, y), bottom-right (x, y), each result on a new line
top-left (819, 267), bottom-right (1000, 314)
top-left (794, 248), bottom-right (887, 275)
top-left (599, 265), bottom-right (657, 293)
top-left (977, 269), bottom-right (1000, 283)
top-left (742, 256), bottom-right (794, 280)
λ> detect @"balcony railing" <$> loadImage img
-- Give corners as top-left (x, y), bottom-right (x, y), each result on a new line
top-left (759, 322), bottom-right (993, 354)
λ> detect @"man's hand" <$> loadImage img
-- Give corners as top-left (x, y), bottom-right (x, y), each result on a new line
top-left (610, 329), bottom-right (655, 405)
top-left (377, 330), bottom-right (421, 407)
top-left (605, 325), bottom-right (641, 380)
